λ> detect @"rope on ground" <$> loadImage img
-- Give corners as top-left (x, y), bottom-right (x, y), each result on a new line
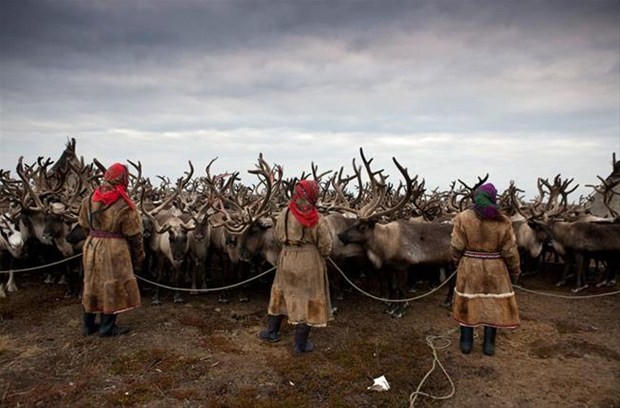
top-left (408, 327), bottom-right (458, 408)
top-left (134, 265), bottom-right (276, 293)
top-left (329, 255), bottom-right (459, 407)
top-left (0, 253), bottom-right (83, 274)
top-left (327, 257), bottom-right (456, 303)
top-left (513, 284), bottom-right (620, 299)
top-left (328, 257), bottom-right (619, 407)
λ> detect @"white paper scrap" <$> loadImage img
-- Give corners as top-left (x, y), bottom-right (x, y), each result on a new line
top-left (367, 375), bottom-right (390, 392)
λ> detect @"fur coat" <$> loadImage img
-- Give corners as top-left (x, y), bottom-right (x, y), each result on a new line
top-left (451, 209), bottom-right (521, 328)
top-left (78, 196), bottom-right (144, 314)
top-left (267, 207), bottom-right (333, 327)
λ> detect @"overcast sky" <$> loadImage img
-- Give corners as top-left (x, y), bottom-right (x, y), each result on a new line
top-left (1, 0), bottom-right (618, 200)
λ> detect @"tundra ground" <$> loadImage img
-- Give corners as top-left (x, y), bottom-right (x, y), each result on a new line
top-left (1, 265), bottom-right (619, 408)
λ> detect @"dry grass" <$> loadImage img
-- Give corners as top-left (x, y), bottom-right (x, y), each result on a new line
top-left (1, 270), bottom-right (619, 407)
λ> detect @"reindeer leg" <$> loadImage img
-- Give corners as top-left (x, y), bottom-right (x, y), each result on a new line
top-left (556, 254), bottom-right (574, 287)
top-left (190, 258), bottom-right (199, 296)
top-left (604, 261), bottom-right (617, 287)
top-left (218, 257), bottom-right (230, 304)
top-left (238, 262), bottom-right (250, 303)
top-left (151, 285), bottom-right (162, 305)
top-left (391, 269), bottom-right (408, 318)
top-left (7, 271), bottom-right (17, 293)
top-left (151, 258), bottom-right (163, 305)
top-left (204, 252), bottom-right (214, 284)
top-left (327, 260), bottom-right (344, 301)
top-left (63, 263), bottom-right (81, 298)
top-left (200, 260), bottom-right (210, 289)
top-left (382, 269), bottom-right (394, 315)
top-left (600, 259), bottom-right (618, 287)
top-left (0, 254), bottom-right (9, 296)
top-left (342, 260), bottom-right (356, 295)
top-left (173, 265), bottom-right (184, 304)
top-left (571, 253), bottom-right (589, 293)
top-left (441, 269), bottom-right (456, 309)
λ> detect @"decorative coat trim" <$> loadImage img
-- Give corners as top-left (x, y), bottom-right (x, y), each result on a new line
top-left (463, 250), bottom-right (501, 259)
top-left (453, 318), bottom-right (520, 329)
top-left (455, 289), bottom-right (515, 298)
top-left (90, 230), bottom-right (123, 238)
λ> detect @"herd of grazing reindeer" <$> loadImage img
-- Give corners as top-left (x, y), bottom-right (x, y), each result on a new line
top-left (1, 139), bottom-right (619, 318)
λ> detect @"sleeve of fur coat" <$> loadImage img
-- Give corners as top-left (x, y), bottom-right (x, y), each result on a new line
top-left (500, 222), bottom-right (521, 277)
top-left (316, 216), bottom-right (333, 257)
top-left (126, 234), bottom-right (145, 271)
top-left (78, 197), bottom-right (90, 234)
top-left (121, 208), bottom-right (145, 270)
top-left (450, 213), bottom-right (465, 267)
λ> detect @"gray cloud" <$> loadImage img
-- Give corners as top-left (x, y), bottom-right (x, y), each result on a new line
top-left (1, 0), bottom-right (618, 200)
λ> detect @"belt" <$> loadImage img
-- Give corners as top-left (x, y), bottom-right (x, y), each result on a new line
top-left (463, 250), bottom-right (501, 259)
top-left (90, 230), bottom-right (123, 239)
top-left (283, 241), bottom-right (305, 247)
top-left (283, 242), bottom-right (313, 250)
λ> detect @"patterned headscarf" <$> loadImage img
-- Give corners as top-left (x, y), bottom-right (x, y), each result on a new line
top-left (289, 180), bottom-right (320, 228)
top-left (473, 183), bottom-right (499, 219)
top-left (92, 163), bottom-right (136, 209)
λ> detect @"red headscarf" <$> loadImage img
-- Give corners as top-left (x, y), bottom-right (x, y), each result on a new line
top-left (92, 163), bottom-right (136, 210)
top-left (289, 180), bottom-right (319, 228)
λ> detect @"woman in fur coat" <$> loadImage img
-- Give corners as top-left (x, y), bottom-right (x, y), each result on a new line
top-left (451, 183), bottom-right (521, 356)
top-left (78, 163), bottom-right (145, 337)
top-left (259, 179), bottom-right (333, 354)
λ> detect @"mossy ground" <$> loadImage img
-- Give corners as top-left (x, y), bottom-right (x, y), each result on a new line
top-left (1, 268), bottom-right (619, 407)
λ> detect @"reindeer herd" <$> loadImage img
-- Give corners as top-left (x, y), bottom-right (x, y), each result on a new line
top-left (1, 140), bottom-right (619, 317)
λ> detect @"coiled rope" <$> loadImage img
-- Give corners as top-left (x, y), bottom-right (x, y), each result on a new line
top-left (2, 252), bottom-right (618, 407)
top-left (326, 259), bottom-right (618, 408)
top-left (327, 258), bottom-right (458, 407)
top-left (408, 328), bottom-right (458, 408)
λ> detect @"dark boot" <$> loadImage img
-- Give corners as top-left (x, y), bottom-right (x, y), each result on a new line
top-left (83, 312), bottom-right (99, 336)
top-left (99, 314), bottom-right (131, 337)
top-left (293, 324), bottom-right (314, 354)
top-left (459, 326), bottom-right (474, 354)
top-left (483, 326), bottom-right (497, 356)
top-left (259, 315), bottom-right (285, 343)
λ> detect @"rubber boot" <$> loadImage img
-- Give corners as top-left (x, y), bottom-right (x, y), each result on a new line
top-left (459, 325), bottom-right (474, 354)
top-left (483, 326), bottom-right (497, 356)
top-left (99, 314), bottom-right (131, 337)
top-left (83, 312), bottom-right (99, 336)
top-left (293, 324), bottom-right (314, 354)
top-left (259, 315), bottom-right (285, 343)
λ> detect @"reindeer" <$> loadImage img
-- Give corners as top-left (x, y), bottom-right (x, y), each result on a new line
top-left (207, 213), bottom-right (246, 303)
top-left (0, 211), bottom-right (25, 297)
top-left (185, 202), bottom-right (212, 296)
top-left (504, 181), bottom-right (550, 276)
top-left (337, 147), bottom-right (451, 317)
top-left (140, 162), bottom-right (195, 304)
top-left (198, 159), bottom-right (247, 303)
top-left (317, 163), bottom-right (379, 301)
top-left (525, 174), bottom-right (620, 291)
top-left (206, 154), bottom-right (281, 302)
top-left (13, 156), bottom-right (84, 295)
